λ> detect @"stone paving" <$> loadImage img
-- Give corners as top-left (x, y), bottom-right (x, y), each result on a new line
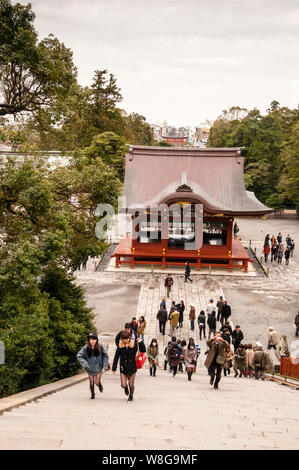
top-left (0, 340), bottom-right (298, 450)
top-left (1, 271), bottom-right (298, 450)
top-left (0, 217), bottom-right (298, 450)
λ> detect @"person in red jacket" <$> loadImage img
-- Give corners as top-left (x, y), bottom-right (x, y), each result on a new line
top-left (263, 244), bottom-right (270, 263)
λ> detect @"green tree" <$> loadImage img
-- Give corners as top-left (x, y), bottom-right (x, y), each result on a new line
top-left (278, 120), bottom-right (299, 211)
top-left (0, 0), bottom-right (77, 117)
top-left (83, 131), bottom-right (127, 181)
top-left (123, 112), bottom-right (154, 145)
top-left (0, 152), bottom-right (121, 397)
top-left (208, 103), bottom-right (299, 208)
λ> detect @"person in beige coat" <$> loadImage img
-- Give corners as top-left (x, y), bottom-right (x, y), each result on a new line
top-left (205, 332), bottom-right (230, 389)
top-left (137, 316), bottom-right (147, 342)
top-left (223, 346), bottom-right (234, 376)
top-left (278, 335), bottom-right (289, 357)
top-left (245, 344), bottom-right (255, 378)
top-left (184, 338), bottom-right (198, 381)
top-left (267, 327), bottom-right (279, 350)
top-left (169, 310), bottom-right (180, 336)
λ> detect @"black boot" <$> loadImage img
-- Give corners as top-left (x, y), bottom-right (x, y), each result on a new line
top-left (124, 386), bottom-right (129, 396)
top-left (150, 367), bottom-right (152, 376)
top-left (90, 385), bottom-right (95, 399)
top-left (210, 375), bottom-right (214, 385)
top-left (214, 379), bottom-right (219, 389)
top-left (98, 382), bottom-right (103, 393)
top-left (128, 394), bottom-right (133, 401)
top-left (187, 372), bottom-right (192, 381)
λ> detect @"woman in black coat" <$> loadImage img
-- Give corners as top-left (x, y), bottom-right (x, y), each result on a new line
top-left (112, 330), bottom-right (146, 401)
top-left (176, 300), bottom-right (185, 328)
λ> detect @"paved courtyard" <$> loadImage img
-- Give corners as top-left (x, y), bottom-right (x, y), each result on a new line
top-left (76, 217), bottom-right (299, 349)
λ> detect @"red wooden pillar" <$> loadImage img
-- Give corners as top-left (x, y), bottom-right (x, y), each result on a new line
top-left (115, 255), bottom-right (120, 268)
top-left (130, 254), bottom-right (135, 269)
top-left (243, 260), bottom-right (248, 273)
top-left (197, 249), bottom-right (201, 271)
top-left (227, 218), bottom-right (233, 271)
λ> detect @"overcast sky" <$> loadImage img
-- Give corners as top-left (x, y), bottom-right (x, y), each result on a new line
top-left (18, 0), bottom-right (299, 126)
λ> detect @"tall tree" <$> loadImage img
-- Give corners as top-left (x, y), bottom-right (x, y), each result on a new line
top-left (0, 152), bottom-right (122, 397)
top-left (0, 0), bottom-right (77, 117)
top-left (123, 112), bottom-right (154, 146)
top-left (208, 103), bottom-right (299, 208)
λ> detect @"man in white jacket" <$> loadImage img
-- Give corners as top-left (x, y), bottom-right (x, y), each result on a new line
top-left (267, 327), bottom-right (279, 350)
top-left (206, 299), bottom-right (217, 316)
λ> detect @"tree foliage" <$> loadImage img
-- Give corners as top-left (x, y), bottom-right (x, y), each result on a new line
top-left (208, 103), bottom-right (299, 210)
top-left (0, 0), bottom-right (155, 398)
top-left (0, 0), bottom-right (77, 117)
top-left (0, 151), bottom-right (122, 397)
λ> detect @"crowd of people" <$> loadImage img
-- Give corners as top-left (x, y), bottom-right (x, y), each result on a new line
top-left (76, 285), bottom-right (296, 400)
top-left (263, 232), bottom-right (295, 264)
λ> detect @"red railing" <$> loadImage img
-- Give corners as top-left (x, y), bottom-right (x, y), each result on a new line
top-left (280, 357), bottom-right (299, 379)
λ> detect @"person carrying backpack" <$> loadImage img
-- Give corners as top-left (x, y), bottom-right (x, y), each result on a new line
top-left (164, 274), bottom-right (174, 298)
top-left (167, 341), bottom-right (180, 377)
top-left (253, 342), bottom-right (267, 380)
top-left (197, 310), bottom-right (206, 340)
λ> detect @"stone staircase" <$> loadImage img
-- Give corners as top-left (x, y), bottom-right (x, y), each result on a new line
top-left (0, 366), bottom-right (298, 450)
top-left (138, 274), bottom-right (226, 360)
top-left (0, 274), bottom-right (298, 450)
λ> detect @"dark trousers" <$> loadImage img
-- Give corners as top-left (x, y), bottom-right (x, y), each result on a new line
top-left (171, 365), bottom-right (178, 376)
top-left (208, 359), bottom-right (222, 384)
top-left (190, 320), bottom-right (194, 331)
top-left (267, 344), bottom-right (277, 350)
top-left (255, 366), bottom-right (265, 380)
top-left (159, 321), bottom-right (166, 335)
top-left (185, 274), bottom-right (192, 282)
top-left (199, 325), bottom-right (206, 340)
top-left (164, 360), bottom-right (168, 370)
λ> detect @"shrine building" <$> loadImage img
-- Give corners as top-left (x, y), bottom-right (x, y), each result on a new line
top-left (112, 146), bottom-right (272, 272)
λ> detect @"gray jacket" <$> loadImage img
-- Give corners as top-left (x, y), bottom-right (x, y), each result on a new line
top-left (77, 344), bottom-right (109, 374)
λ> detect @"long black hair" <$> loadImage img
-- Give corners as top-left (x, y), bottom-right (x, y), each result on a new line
top-left (87, 338), bottom-right (101, 357)
top-left (188, 338), bottom-right (196, 350)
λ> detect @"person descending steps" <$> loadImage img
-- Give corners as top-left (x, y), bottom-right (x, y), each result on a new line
top-left (77, 333), bottom-right (109, 399)
top-left (112, 331), bottom-right (146, 401)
